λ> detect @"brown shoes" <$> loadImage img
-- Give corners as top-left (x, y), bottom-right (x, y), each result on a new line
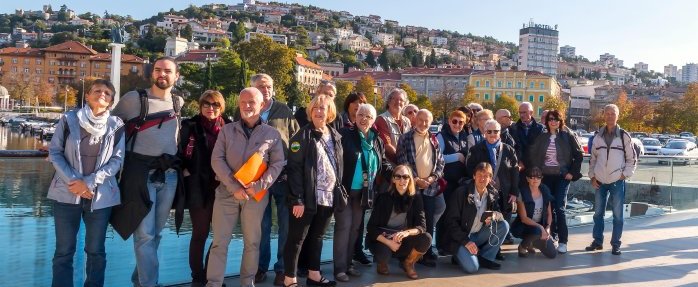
top-left (402, 249), bottom-right (425, 280)
top-left (376, 262), bottom-right (389, 275)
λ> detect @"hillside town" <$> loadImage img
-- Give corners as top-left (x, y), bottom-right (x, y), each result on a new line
top-left (1, 1), bottom-right (697, 132)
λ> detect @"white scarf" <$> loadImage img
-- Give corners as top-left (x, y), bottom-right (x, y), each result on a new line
top-left (76, 106), bottom-right (109, 145)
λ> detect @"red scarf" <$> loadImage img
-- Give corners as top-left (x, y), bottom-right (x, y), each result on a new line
top-left (200, 116), bottom-right (224, 150)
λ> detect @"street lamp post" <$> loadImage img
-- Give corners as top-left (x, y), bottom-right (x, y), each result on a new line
top-left (80, 78), bottom-right (85, 108)
top-left (373, 87), bottom-right (378, 107)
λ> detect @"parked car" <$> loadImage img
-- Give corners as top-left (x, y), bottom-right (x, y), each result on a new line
top-left (630, 132), bottom-right (649, 139)
top-left (658, 140), bottom-right (698, 165)
top-left (679, 132), bottom-right (695, 138)
top-left (658, 135), bottom-right (672, 145)
top-left (642, 138), bottom-right (662, 155)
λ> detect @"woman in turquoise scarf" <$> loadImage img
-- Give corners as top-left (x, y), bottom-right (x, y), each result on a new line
top-left (333, 103), bottom-right (393, 282)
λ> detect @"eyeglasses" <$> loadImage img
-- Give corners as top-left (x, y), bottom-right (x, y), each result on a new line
top-left (451, 119), bottom-right (465, 125)
top-left (472, 109), bottom-right (482, 113)
top-left (547, 118), bottom-right (560, 122)
top-left (357, 113), bottom-right (374, 120)
top-left (405, 110), bottom-right (417, 115)
top-left (486, 130), bottom-right (500, 134)
top-left (393, 174), bottom-right (411, 180)
top-left (201, 101), bottom-right (222, 109)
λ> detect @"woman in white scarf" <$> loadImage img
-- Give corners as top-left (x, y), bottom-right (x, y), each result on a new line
top-left (48, 79), bottom-right (125, 287)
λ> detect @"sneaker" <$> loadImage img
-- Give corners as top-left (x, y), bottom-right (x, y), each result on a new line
top-left (353, 252), bottom-right (372, 266)
top-left (478, 256), bottom-right (501, 270)
top-left (611, 246), bottom-right (622, 255)
top-left (334, 273), bottom-right (349, 282)
top-left (557, 243), bottom-right (568, 254)
top-left (585, 242), bottom-right (603, 251)
top-left (346, 267), bottom-right (361, 277)
top-left (254, 270), bottom-right (267, 283)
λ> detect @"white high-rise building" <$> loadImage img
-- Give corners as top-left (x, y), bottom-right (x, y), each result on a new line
top-left (560, 45), bottom-right (575, 58)
top-left (518, 20), bottom-right (559, 77)
top-left (634, 62), bottom-right (649, 73)
top-left (682, 63), bottom-right (698, 83)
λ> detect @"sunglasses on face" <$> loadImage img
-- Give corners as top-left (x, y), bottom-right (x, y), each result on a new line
top-left (472, 109), bottom-right (481, 113)
top-left (547, 118), bottom-right (560, 122)
top-left (393, 174), bottom-right (411, 180)
top-left (486, 130), bottom-right (500, 134)
top-left (451, 119), bottom-right (465, 125)
top-left (202, 101), bottom-right (222, 109)
top-left (406, 110), bottom-right (417, 115)
top-left (527, 176), bottom-right (543, 180)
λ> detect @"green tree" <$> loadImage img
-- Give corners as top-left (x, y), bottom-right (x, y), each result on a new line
top-left (678, 83), bottom-right (698, 133)
top-left (378, 47), bottom-right (389, 71)
top-left (428, 49), bottom-right (437, 68)
top-left (413, 94), bottom-right (433, 111)
top-left (652, 99), bottom-right (681, 133)
top-left (215, 37), bottom-right (231, 50)
top-left (229, 21), bottom-right (247, 44)
top-left (180, 24), bottom-right (193, 40)
top-left (236, 34), bottom-right (295, 102)
top-left (400, 83), bottom-right (418, 103)
top-left (293, 26), bottom-right (311, 51)
top-left (364, 51), bottom-right (377, 68)
top-left (285, 66), bottom-right (310, 108)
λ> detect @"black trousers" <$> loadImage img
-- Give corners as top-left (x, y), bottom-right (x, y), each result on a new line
top-left (188, 199), bottom-right (214, 282)
top-left (369, 233), bottom-right (432, 264)
top-left (284, 205), bottom-right (334, 277)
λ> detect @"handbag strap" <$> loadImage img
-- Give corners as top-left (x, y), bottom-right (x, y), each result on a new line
top-left (319, 136), bottom-right (341, 189)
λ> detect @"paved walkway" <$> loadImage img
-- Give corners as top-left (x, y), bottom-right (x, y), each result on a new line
top-left (172, 210), bottom-right (698, 287)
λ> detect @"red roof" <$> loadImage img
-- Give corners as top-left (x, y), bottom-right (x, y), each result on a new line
top-left (335, 70), bottom-right (402, 81)
top-left (91, 53), bottom-right (146, 63)
top-left (42, 41), bottom-right (97, 55)
top-left (322, 73), bottom-right (333, 81)
top-left (0, 47), bottom-right (42, 57)
top-left (176, 50), bottom-right (220, 62)
top-left (295, 56), bottom-right (321, 69)
top-left (401, 67), bottom-right (472, 76)
top-left (470, 70), bottom-right (548, 77)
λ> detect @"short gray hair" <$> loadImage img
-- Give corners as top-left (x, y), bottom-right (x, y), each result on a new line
top-left (467, 102), bottom-right (483, 110)
top-left (385, 88), bottom-right (408, 109)
top-left (356, 103), bottom-right (377, 120)
top-left (604, 104), bottom-right (619, 115)
top-left (519, 102), bottom-right (533, 111)
top-left (239, 87), bottom-right (263, 102)
top-left (484, 119), bottom-right (501, 131)
top-left (250, 73), bottom-right (273, 86)
top-left (417, 109), bottom-right (433, 120)
top-left (495, 109), bottom-right (511, 117)
top-left (402, 104), bottom-right (418, 116)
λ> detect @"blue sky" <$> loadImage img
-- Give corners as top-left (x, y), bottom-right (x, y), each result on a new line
top-left (5, 0), bottom-right (697, 71)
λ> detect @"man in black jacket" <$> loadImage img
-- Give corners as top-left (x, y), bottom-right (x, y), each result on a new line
top-left (508, 102), bottom-right (544, 171)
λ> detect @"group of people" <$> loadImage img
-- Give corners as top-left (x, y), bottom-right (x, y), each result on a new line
top-left (47, 56), bottom-right (638, 287)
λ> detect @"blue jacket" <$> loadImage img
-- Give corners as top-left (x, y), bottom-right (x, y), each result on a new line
top-left (47, 110), bottom-right (125, 211)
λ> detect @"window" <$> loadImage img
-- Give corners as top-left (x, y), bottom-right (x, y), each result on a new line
top-left (80, 62), bottom-right (86, 68)
top-left (540, 82), bottom-right (545, 89)
top-left (475, 80), bottom-right (480, 87)
top-left (36, 59), bottom-right (42, 65)
top-left (529, 95), bottom-right (534, 102)
top-left (495, 92), bottom-right (502, 99)
top-left (80, 71), bottom-right (85, 76)
top-left (485, 81), bottom-right (490, 88)
top-left (94, 63), bottom-right (100, 69)
top-left (12, 58), bottom-right (17, 64)
top-left (35, 68), bottom-right (42, 74)
top-left (539, 95), bottom-right (545, 102)
top-left (484, 93), bottom-right (490, 100)
top-left (515, 94), bottom-right (523, 101)
top-left (497, 81), bottom-right (502, 88)
top-left (23, 68), bottom-right (29, 73)
top-left (538, 107), bottom-right (543, 115)
top-left (507, 81), bottom-right (512, 88)
top-left (24, 59), bottom-right (29, 64)
top-left (529, 81), bottom-right (535, 88)
top-left (475, 93), bottom-right (480, 99)
top-left (517, 81), bottom-right (522, 88)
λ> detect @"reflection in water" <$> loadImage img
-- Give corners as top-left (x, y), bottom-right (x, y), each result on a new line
top-left (0, 126), bottom-right (333, 286)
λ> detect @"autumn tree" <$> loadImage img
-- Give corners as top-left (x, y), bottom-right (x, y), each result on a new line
top-left (652, 99), bottom-right (681, 133)
top-left (431, 80), bottom-right (463, 122)
top-left (614, 90), bottom-right (634, 129)
top-left (355, 75), bottom-right (382, 109)
top-left (400, 83), bottom-right (418, 103)
top-left (677, 83), bottom-right (698, 133)
top-left (543, 95), bottom-right (569, 122)
top-left (35, 81), bottom-right (55, 106)
top-left (236, 34), bottom-right (295, 102)
top-left (56, 85), bottom-right (78, 109)
top-left (493, 94), bottom-right (520, 122)
top-left (624, 97), bottom-right (654, 132)
top-left (334, 80), bottom-right (354, 110)
top-left (462, 84), bottom-right (477, 105)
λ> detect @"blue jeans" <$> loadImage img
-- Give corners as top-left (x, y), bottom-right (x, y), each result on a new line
top-left (592, 179), bottom-right (625, 248)
top-left (52, 199), bottom-right (112, 287)
top-left (455, 220), bottom-right (509, 274)
top-left (543, 174), bottom-right (571, 244)
top-left (258, 181), bottom-right (289, 273)
top-left (131, 169), bottom-right (178, 287)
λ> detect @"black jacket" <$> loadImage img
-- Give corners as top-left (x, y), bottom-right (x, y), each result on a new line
top-left (178, 115), bottom-right (231, 209)
top-left (366, 192), bottom-right (427, 246)
top-left (338, 126), bottom-right (392, 191)
top-left (287, 123), bottom-right (343, 214)
top-left (444, 180), bottom-right (500, 254)
top-left (509, 119), bottom-right (545, 166)
top-left (465, 141), bottom-right (520, 200)
top-left (438, 127), bottom-right (470, 184)
top-left (528, 130), bottom-right (584, 180)
top-left (510, 184), bottom-right (554, 238)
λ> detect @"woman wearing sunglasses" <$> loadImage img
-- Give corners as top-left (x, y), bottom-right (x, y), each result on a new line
top-left (177, 90), bottom-right (231, 286)
top-left (510, 167), bottom-right (557, 258)
top-left (528, 110), bottom-right (583, 254)
top-left (366, 165), bottom-right (431, 280)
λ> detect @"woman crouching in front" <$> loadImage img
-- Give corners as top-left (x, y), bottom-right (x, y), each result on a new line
top-left (366, 165), bottom-right (432, 279)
